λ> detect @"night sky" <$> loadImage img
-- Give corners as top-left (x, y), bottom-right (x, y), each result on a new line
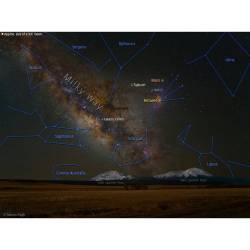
top-left (0, 32), bottom-right (250, 180)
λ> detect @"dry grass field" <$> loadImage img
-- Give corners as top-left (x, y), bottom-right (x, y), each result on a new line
top-left (0, 181), bottom-right (250, 217)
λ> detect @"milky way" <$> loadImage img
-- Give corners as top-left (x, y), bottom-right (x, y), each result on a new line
top-left (1, 32), bottom-right (249, 180)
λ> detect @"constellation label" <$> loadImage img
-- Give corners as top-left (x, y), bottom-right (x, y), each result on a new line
top-left (72, 45), bottom-right (87, 50)
top-left (52, 164), bottom-right (86, 180)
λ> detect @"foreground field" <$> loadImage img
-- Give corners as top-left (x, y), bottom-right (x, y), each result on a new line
top-left (0, 181), bottom-right (250, 217)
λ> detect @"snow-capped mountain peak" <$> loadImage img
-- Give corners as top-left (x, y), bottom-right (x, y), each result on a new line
top-left (154, 168), bottom-right (212, 179)
top-left (91, 170), bottom-right (133, 181)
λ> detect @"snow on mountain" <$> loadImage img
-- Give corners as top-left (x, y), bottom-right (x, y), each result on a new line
top-left (154, 168), bottom-right (212, 179)
top-left (91, 170), bottom-right (133, 181)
